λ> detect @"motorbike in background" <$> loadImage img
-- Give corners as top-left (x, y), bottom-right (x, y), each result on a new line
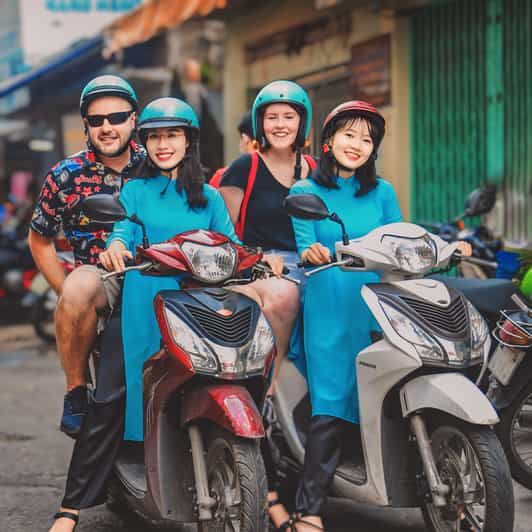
top-left (22, 248), bottom-right (75, 343)
top-left (0, 228), bottom-right (38, 322)
top-left (268, 193), bottom-right (514, 532)
top-left (421, 184), bottom-right (527, 282)
top-left (81, 194), bottom-right (281, 531)
top-left (485, 294), bottom-right (532, 490)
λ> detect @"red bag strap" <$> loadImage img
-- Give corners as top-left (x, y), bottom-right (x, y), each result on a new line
top-left (209, 167), bottom-right (226, 189)
top-left (235, 152), bottom-right (259, 239)
top-left (303, 154), bottom-right (317, 171)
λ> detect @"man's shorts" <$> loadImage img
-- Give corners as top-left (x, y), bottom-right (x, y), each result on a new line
top-left (74, 264), bottom-right (122, 330)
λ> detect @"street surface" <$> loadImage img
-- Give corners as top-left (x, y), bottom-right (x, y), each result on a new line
top-left (0, 323), bottom-right (531, 531)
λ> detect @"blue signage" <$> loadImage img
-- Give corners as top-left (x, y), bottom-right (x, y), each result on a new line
top-left (45, 0), bottom-right (141, 12)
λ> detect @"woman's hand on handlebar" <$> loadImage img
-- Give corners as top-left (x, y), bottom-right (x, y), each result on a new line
top-left (263, 254), bottom-right (285, 277)
top-left (99, 241), bottom-right (133, 272)
top-left (301, 243), bottom-right (331, 265)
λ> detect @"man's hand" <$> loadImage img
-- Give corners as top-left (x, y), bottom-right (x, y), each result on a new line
top-left (301, 243), bottom-right (331, 265)
top-left (99, 241), bottom-right (132, 272)
top-left (263, 254), bottom-right (285, 277)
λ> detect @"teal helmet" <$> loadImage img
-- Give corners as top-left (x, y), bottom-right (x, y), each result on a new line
top-left (251, 80), bottom-right (312, 148)
top-left (80, 75), bottom-right (138, 116)
top-left (138, 97), bottom-right (199, 144)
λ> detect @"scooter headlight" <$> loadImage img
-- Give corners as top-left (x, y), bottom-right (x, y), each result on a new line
top-left (181, 242), bottom-right (237, 284)
top-left (381, 234), bottom-right (437, 274)
top-left (165, 309), bottom-right (218, 373)
top-left (247, 313), bottom-right (275, 372)
top-left (380, 301), bottom-right (445, 361)
top-left (466, 300), bottom-right (489, 358)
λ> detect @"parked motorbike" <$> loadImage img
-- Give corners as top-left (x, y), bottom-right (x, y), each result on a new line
top-left (269, 193), bottom-right (514, 532)
top-left (82, 194), bottom-right (277, 531)
top-left (485, 294), bottom-right (532, 490)
top-left (21, 250), bottom-right (75, 343)
top-left (421, 184), bottom-right (507, 279)
top-left (0, 229), bottom-right (38, 321)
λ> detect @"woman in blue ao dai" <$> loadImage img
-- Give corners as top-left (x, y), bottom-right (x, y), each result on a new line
top-left (288, 101), bottom-right (402, 532)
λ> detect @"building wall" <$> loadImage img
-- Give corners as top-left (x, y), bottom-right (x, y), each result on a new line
top-left (223, 0), bottom-right (412, 217)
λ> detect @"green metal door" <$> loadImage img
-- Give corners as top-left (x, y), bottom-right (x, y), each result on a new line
top-left (410, 0), bottom-right (489, 225)
top-left (503, 0), bottom-right (532, 245)
top-left (411, 0), bottom-right (531, 245)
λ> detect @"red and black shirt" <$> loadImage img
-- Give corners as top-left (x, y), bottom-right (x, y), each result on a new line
top-left (31, 142), bottom-right (146, 265)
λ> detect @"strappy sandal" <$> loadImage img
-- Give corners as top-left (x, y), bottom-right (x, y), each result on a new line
top-left (53, 511), bottom-right (79, 530)
top-left (268, 498), bottom-right (288, 531)
top-left (277, 513), bottom-right (325, 532)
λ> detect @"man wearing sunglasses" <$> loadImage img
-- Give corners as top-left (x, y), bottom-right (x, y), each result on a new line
top-left (28, 75), bottom-right (146, 438)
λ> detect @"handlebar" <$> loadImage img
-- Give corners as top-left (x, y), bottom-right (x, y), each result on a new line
top-left (101, 261), bottom-right (153, 281)
top-left (303, 258), bottom-right (355, 277)
top-left (454, 252), bottom-right (498, 270)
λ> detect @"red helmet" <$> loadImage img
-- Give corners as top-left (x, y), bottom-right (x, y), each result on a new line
top-left (321, 100), bottom-right (385, 145)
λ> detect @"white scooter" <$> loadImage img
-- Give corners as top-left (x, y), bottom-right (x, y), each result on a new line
top-left (269, 194), bottom-right (514, 532)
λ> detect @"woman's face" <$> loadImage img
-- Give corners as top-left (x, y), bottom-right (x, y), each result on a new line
top-left (145, 127), bottom-right (188, 170)
top-left (262, 103), bottom-right (301, 151)
top-left (329, 118), bottom-right (374, 175)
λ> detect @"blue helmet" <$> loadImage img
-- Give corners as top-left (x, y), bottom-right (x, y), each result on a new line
top-left (251, 80), bottom-right (312, 148)
top-left (80, 75), bottom-right (137, 117)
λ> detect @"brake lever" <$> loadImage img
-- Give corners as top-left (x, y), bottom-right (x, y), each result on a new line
top-left (101, 261), bottom-right (153, 281)
top-left (305, 258), bottom-right (354, 277)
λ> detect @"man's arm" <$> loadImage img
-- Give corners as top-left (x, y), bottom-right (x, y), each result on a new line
top-left (28, 229), bottom-right (66, 295)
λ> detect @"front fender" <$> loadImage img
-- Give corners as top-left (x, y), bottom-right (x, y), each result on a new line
top-left (181, 385), bottom-right (264, 438)
top-left (400, 373), bottom-right (499, 425)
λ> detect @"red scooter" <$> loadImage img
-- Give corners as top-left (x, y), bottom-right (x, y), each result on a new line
top-left (83, 195), bottom-right (274, 531)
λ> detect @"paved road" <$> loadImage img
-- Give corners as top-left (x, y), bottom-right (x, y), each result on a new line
top-left (0, 324), bottom-right (531, 531)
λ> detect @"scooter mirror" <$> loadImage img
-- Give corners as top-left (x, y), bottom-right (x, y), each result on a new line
top-left (464, 184), bottom-right (497, 217)
top-left (283, 194), bottom-right (330, 220)
top-left (82, 194), bottom-right (127, 223)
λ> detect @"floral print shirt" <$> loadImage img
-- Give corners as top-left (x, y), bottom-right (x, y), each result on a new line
top-left (30, 141), bottom-right (146, 265)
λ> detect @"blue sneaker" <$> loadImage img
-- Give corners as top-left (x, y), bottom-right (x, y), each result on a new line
top-left (60, 385), bottom-right (88, 439)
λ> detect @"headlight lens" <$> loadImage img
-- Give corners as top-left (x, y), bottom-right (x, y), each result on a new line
top-left (165, 309), bottom-right (218, 373)
top-left (164, 308), bottom-right (273, 376)
top-left (381, 234), bottom-right (437, 274)
top-left (466, 300), bottom-right (489, 358)
top-left (181, 242), bottom-right (236, 283)
top-left (247, 313), bottom-right (275, 372)
top-left (380, 301), bottom-right (444, 361)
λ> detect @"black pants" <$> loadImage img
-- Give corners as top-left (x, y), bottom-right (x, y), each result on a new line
top-left (295, 415), bottom-right (351, 516)
top-left (62, 318), bottom-right (126, 510)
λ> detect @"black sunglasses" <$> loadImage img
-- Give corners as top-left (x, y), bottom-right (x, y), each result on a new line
top-left (86, 110), bottom-right (134, 127)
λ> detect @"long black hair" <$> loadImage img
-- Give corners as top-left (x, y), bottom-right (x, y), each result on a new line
top-left (313, 113), bottom-right (385, 197)
top-left (140, 128), bottom-right (207, 209)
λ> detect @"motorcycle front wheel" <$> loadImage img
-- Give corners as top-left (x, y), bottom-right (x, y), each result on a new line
top-left (496, 383), bottom-right (532, 489)
top-left (199, 426), bottom-right (268, 532)
top-left (421, 422), bottom-right (514, 532)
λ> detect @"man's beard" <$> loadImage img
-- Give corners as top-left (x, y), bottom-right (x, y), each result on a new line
top-left (89, 133), bottom-right (131, 158)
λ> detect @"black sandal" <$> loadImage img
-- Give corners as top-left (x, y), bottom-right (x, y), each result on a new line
top-left (53, 511), bottom-right (79, 529)
top-left (277, 513), bottom-right (325, 532)
top-left (268, 498), bottom-right (288, 531)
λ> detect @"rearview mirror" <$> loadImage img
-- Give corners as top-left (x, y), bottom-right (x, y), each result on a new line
top-left (464, 185), bottom-right (497, 217)
top-left (283, 194), bottom-right (330, 220)
top-left (82, 194), bottom-right (127, 223)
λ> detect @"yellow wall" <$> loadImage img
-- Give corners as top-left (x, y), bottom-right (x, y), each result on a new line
top-left (223, 0), bottom-right (412, 217)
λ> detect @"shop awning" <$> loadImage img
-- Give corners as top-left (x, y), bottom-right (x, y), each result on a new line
top-left (104, 0), bottom-right (227, 56)
top-left (0, 36), bottom-right (102, 100)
